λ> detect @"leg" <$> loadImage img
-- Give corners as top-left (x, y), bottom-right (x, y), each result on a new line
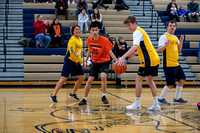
top-left (85, 23), bottom-right (89, 32)
top-left (44, 35), bottom-right (51, 48)
top-left (55, 8), bottom-right (58, 18)
top-left (188, 13), bottom-right (193, 22)
top-left (72, 75), bottom-right (85, 94)
top-left (147, 76), bottom-right (157, 97)
top-left (65, 9), bottom-right (68, 20)
top-left (35, 33), bottom-right (45, 46)
top-left (101, 73), bottom-right (107, 94)
top-left (135, 75), bottom-right (144, 97)
top-left (78, 22), bottom-right (83, 32)
top-left (195, 13), bottom-right (199, 22)
top-left (84, 76), bottom-right (95, 97)
top-left (53, 76), bottom-right (68, 96)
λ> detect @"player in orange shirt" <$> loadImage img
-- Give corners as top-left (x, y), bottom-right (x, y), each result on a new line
top-left (79, 23), bottom-right (117, 105)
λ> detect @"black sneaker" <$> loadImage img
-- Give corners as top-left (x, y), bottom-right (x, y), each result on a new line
top-left (49, 94), bottom-right (58, 103)
top-left (79, 99), bottom-right (87, 105)
top-left (174, 97), bottom-right (188, 104)
top-left (69, 93), bottom-right (79, 100)
top-left (196, 102), bottom-right (200, 111)
top-left (102, 96), bottom-right (109, 104)
top-left (158, 98), bottom-right (170, 105)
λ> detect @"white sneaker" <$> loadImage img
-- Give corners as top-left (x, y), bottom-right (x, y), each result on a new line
top-left (148, 103), bottom-right (161, 111)
top-left (72, 1), bottom-right (75, 4)
top-left (126, 103), bottom-right (141, 110)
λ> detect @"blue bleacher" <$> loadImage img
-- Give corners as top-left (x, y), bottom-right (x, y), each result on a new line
top-left (182, 49), bottom-right (199, 56)
top-left (23, 9), bottom-right (55, 14)
top-left (24, 47), bottom-right (67, 55)
top-left (175, 28), bottom-right (200, 35)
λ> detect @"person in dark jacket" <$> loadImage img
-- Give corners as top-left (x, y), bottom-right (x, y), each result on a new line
top-left (92, 0), bottom-right (109, 9)
top-left (77, 0), bottom-right (88, 15)
top-left (55, 0), bottom-right (68, 20)
top-left (166, 0), bottom-right (179, 21)
top-left (115, 0), bottom-right (129, 11)
top-left (187, 0), bottom-right (199, 22)
top-left (50, 18), bottom-right (63, 47)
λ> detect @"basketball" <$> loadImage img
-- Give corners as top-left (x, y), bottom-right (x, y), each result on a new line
top-left (113, 62), bottom-right (127, 74)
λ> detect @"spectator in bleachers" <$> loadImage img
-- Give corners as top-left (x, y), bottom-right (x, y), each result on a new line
top-left (77, 0), bottom-right (88, 15)
top-left (34, 14), bottom-right (51, 48)
top-left (50, 18), bottom-right (63, 47)
top-left (170, 4), bottom-right (180, 22)
top-left (178, 5), bottom-right (186, 22)
top-left (78, 8), bottom-right (89, 33)
top-left (187, 0), bottom-right (199, 22)
top-left (55, 0), bottom-right (68, 20)
top-left (92, 0), bottom-right (109, 9)
top-left (91, 8), bottom-right (102, 30)
top-left (105, 33), bottom-right (113, 44)
top-left (114, 0), bottom-right (129, 11)
top-left (166, 0), bottom-right (179, 21)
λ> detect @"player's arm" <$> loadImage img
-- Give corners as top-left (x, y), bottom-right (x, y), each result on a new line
top-left (118, 44), bottom-right (138, 65)
top-left (85, 48), bottom-right (91, 68)
top-left (178, 35), bottom-right (184, 53)
top-left (109, 50), bottom-right (117, 62)
top-left (158, 35), bottom-right (169, 53)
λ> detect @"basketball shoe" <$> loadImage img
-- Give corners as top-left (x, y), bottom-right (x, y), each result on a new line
top-left (158, 98), bottom-right (170, 105)
top-left (49, 94), bottom-right (58, 103)
top-left (148, 103), bottom-right (161, 111)
top-left (102, 96), bottom-right (109, 104)
top-left (69, 93), bottom-right (79, 100)
top-left (174, 97), bottom-right (187, 104)
top-left (126, 102), bottom-right (141, 110)
top-left (79, 99), bottom-right (87, 105)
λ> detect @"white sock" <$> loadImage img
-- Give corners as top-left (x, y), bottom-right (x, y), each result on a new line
top-left (135, 97), bottom-right (140, 105)
top-left (175, 86), bottom-right (182, 100)
top-left (102, 93), bottom-right (106, 97)
top-left (84, 97), bottom-right (87, 100)
top-left (153, 96), bottom-right (158, 104)
top-left (159, 86), bottom-right (170, 99)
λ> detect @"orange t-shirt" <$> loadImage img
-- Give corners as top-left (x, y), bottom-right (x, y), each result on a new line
top-left (86, 35), bottom-right (114, 63)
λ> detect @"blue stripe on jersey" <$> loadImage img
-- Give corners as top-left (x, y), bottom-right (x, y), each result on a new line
top-left (163, 49), bottom-right (166, 67)
top-left (140, 41), bottom-right (150, 67)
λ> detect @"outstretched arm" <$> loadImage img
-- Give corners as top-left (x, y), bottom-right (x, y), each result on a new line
top-left (109, 50), bottom-right (117, 62)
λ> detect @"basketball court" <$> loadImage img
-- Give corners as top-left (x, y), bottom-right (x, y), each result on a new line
top-left (0, 87), bottom-right (200, 133)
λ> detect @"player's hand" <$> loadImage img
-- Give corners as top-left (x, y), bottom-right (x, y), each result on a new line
top-left (165, 39), bottom-right (169, 47)
top-left (179, 35), bottom-right (184, 43)
top-left (118, 57), bottom-right (125, 66)
top-left (84, 63), bottom-right (88, 69)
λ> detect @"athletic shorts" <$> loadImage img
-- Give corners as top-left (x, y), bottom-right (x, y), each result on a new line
top-left (137, 65), bottom-right (159, 77)
top-left (89, 61), bottom-right (110, 77)
top-left (61, 55), bottom-right (84, 77)
top-left (163, 65), bottom-right (186, 86)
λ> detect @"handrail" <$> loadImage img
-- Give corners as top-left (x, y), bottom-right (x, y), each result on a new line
top-left (150, 5), bottom-right (153, 28)
top-left (143, 0), bottom-right (145, 16)
top-left (3, 24), bottom-right (6, 72)
top-left (155, 12), bottom-right (159, 41)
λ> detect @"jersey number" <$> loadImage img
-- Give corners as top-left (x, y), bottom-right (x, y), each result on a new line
top-left (92, 49), bottom-right (98, 55)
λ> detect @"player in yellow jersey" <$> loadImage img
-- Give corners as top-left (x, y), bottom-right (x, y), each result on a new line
top-left (49, 25), bottom-right (85, 103)
top-left (118, 16), bottom-right (161, 111)
top-left (158, 20), bottom-right (187, 105)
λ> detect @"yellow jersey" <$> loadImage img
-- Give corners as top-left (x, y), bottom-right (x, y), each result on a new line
top-left (136, 27), bottom-right (160, 67)
top-left (162, 33), bottom-right (179, 67)
top-left (67, 36), bottom-right (83, 63)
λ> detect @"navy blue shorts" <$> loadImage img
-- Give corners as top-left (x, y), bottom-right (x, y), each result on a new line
top-left (89, 61), bottom-right (110, 77)
top-left (61, 55), bottom-right (84, 77)
top-left (137, 65), bottom-right (159, 77)
top-left (163, 65), bottom-right (186, 86)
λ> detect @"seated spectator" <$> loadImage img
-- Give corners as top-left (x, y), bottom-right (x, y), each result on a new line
top-left (113, 36), bottom-right (129, 61)
top-left (91, 8), bottom-right (102, 30)
top-left (55, 0), bottom-right (68, 20)
top-left (33, 14), bottom-right (51, 48)
top-left (170, 4), bottom-right (180, 22)
top-left (78, 8), bottom-right (89, 33)
top-left (166, 0), bottom-right (179, 21)
top-left (114, 0), bottom-right (129, 11)
top-left (92, 0), bottom-right (109, 9)
top-left (77, 0), bottom-right (88, 15)
top-left (178, 5), bottom-right (187, 22)
top-left (50, 18), bottom-right (63, 47)
top-left (187, 0), bottom-right (199, 22)
top-left (105, 33), bottom-right (113, 44)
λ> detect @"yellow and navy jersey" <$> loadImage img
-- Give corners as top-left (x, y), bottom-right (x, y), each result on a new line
top-left (161, 33), bottom-right (179, 67)
top-left (136, 27), bottom-right (160, 67)
top-left (66, 36), bottom-right (83, 63)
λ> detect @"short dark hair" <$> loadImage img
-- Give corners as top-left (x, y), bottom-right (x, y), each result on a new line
top-left (167, 20), bottom-right (177, 27)
top-left (123, 16), bottom-right (137, 24)
top-left (37, 14), bottom-right (41, 19)
top-left (89, 22), bottom-right (98, 30)
top-left (71, 25), bottom-right (80, 35)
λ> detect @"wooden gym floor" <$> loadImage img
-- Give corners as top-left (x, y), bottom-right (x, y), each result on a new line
top-left (0, 87), bottom-right (200, 133)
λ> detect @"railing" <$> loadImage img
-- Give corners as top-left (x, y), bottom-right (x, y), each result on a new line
top-left (2, 0), bottom-right (9, 72)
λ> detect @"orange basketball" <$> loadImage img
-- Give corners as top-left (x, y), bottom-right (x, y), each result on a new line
top-left (113, 62), bottom-right (127, 74)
